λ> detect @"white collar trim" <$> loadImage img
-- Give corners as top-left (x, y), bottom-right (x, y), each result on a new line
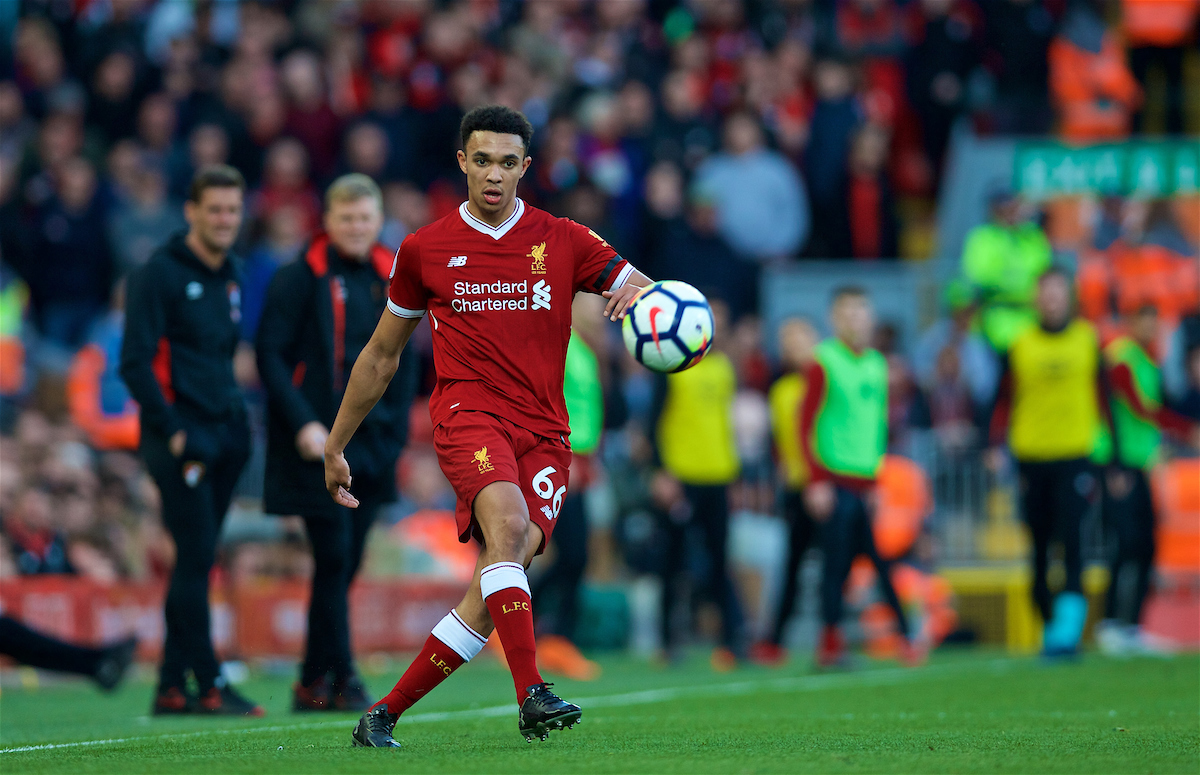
top-left (459, 198), bottom-right (525, 240)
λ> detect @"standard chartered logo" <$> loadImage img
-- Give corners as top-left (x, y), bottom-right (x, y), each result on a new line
top-left (450, 278), bottom-right (551, 313)
top-left (532, 280), bottom-right (551, 310)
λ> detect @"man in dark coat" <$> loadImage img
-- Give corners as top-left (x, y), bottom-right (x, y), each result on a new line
top-left (121, 165), bottom-right (263, 716)
top-left (256, 174), bottom-right (418, 712)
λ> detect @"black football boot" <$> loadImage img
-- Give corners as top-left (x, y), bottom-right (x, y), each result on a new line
top-left (351, 705), bottom-right (401, 748)
top-left (518, 682), bottom-right (582, 742)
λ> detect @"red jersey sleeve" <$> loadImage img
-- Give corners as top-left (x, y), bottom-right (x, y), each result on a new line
top-left (798, 361), bottom-right (833, 484)
top-left (387, 232), bottom-right (428, 318)
top-left (567, 219), bottom-right (633, 294)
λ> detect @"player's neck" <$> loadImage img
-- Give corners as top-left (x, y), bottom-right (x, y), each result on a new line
top-left (466, 196), bottom-right (517, 227)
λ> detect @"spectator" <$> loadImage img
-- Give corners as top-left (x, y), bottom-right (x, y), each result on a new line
top-left (982, 0), bottom-right (1057, 134)
top-left (846, 122), bottom-right (898, 259)
top-left (1078, 199), bottom-right (1200, 330)
top-left (167, 123), bottom-right (231, 201)
top-left (1048, 0), bottom-right (1142, 142)
top-left (961, 186), bottom-right (1051, 353)
top-left (0, 82), bottom-right (37, 165)
top-left (904, 0), bottom-right (982, 182)
top-left (281, 49), bottom-right (342, 179)
top-left (340, 120), bottom-right (393, 181)
top-left (651, 69), bottom-right (719, 171)
top-left (13, 17), bottom-right (81, 121)
top-left (577, 91), bottom-right (644, 240)
top-left (804, 57), bottom-right (863, 258)
top-left (913, 280), bottom-right (999, 408)
top-left (4, 485), bottom-right (73, 575)
top-left (697, 111), bottom-right (810, 265)
top-left (240, 205), bottom-right (308, 343)
top-left (1173, 344), bottom-right (1200, 422)
top-left (926, 345), bottom-right (978, 453)
top-left (253, 137), bottom-right (322, 238)
top-left (1122, 0), bottom-right (1199, 134)
top-left (135, 93), bottom-right (178, 173)
top-left (380, 182), bottom-right (432, 251)
top-left (109, 163), bottom-right (186, 276)
top-left (645, 178), bottom-right (749, 319)
top-left (86, 50), bottom-right (143, 146)
top-left (23, 156), bottom-right (114, 356)
top-left (638, 160), bottom-right (685, 272)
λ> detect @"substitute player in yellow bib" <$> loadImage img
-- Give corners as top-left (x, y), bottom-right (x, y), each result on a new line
top-left (988, 268), bottom-right (1119, 657)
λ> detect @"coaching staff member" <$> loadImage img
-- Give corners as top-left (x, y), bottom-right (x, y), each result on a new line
top-left (257, 174), bottom-right (417, 713)
top-left (121, 165), bottom-right (263, 716)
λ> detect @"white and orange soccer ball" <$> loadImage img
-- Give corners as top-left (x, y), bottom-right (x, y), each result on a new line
top-left (621, 280), bottom-right (714, 373)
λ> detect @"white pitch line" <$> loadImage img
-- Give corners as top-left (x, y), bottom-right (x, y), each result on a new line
top-left (0, 659), bottom-right (1006, 755)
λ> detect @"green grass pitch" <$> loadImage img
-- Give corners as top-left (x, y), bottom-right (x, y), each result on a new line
top-left (1, 650), bottom-right (1196, 774)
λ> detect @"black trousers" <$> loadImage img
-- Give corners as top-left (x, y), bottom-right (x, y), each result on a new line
top-left (142, 412), bottom-right (250, 691)
top-left (1130, 45), bottom-right (1186, 134)
top-left (0, 616), bottom-right (104, 677)
top-left (1103, 468), bottom-right (1156, 627)
top-left (1018, 458), bottom-right (1096, 623)
top-left (767, 489), bottom-right (818, 646)
top-left (299, 492), bottom-right (383, 686)
top-left (531, 491), bottom-right (589, 640)
top-left (659, 484), bottom-right (744, 651)
top-left (820, 487), bottom-right (909, 637)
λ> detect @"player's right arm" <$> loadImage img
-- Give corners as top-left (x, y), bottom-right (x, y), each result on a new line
top-left (119, 259), bottom-right (183, 444)
top-left (325, 233), bottom-right (428, 507)
top-left (324, 312), bottom-right (421, 507)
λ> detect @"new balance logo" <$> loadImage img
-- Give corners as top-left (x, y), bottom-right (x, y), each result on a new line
top-left (448, 255), bottom-right (468, 267)
top-left (532, 279), bottom-right (551, 311)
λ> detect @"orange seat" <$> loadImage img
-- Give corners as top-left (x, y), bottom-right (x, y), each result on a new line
top-left (1154, 459), bottom-right (1200, 573)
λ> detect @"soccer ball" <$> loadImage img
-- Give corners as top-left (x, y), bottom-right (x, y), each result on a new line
top-left (621, 280), bottom-right (714, 373)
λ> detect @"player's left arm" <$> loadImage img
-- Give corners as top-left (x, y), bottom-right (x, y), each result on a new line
top-left (603, 268), bottom-right (653, 322)
top-left (568, 219), bottom-right (651, 321)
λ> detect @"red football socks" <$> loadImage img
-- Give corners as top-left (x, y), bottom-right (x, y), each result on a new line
top-left (372, 611), bottom-right (485, 715)
top-left (481, 561), bottom-right (543, 702)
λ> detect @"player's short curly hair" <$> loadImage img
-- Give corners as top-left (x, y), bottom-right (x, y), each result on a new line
top-left (459, 105), bottom-right (534, 154)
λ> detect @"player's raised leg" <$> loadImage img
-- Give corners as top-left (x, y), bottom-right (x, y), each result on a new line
top-left (466, 481), bottom-right (582, 741)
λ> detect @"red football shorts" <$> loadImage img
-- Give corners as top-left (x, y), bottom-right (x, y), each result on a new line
top-left (432, 410), bottom-right (571, 555)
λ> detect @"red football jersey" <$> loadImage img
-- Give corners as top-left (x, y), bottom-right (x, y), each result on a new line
top-left (388, 199), bottom-right (633, 439)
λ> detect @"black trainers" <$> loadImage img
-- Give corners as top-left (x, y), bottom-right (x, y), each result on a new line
top-left (519, 682), bottom-right (581, 742)
top-left (351, 705), bottom-right (401, 748)
top-left (94, 636), bottom-right (138, 692)
top-left (151, 685), bottom-right (195, 715)
top-left (198, 680), bottom-right (265, 716)
top-left (331, 674), bottom-right (372, 713)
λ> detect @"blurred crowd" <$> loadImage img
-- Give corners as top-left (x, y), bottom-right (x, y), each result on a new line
top-left (0, 0), bottom-right (1198, 610)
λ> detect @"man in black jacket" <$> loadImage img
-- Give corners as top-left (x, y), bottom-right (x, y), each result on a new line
top-left (256, 174), bottom-right (417, 712)
top-left (120, 165), bottom-right (263, 716)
